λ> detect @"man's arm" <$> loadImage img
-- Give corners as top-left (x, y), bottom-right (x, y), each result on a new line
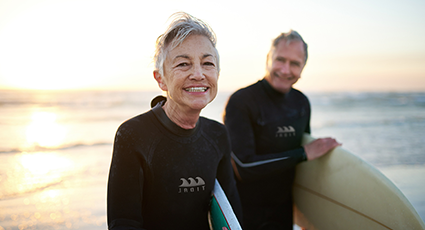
top-left (224, 93), bottom-right (306, 182)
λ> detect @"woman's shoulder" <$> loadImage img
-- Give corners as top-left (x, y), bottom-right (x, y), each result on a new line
top-left (200, 117), bottom-right (225, 129)
top-left (199, 117), bottom-right (230, 149)
top-left (199, 117), bottom-right (227, 135)
top-left (116, 110), bottom-right (156, 134)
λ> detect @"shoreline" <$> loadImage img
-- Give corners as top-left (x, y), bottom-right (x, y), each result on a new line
top-left (1, 147), bottom-right (424, 229)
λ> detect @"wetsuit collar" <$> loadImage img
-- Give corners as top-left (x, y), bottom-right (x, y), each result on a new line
top-left (260, 78), bottom-right (291, 101)
top-left (152, 101), bottom-right (200, 137)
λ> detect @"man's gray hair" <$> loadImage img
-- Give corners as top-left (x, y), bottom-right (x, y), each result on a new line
top-left (154, 12), bottom-right (219, 76)
top-left (268, 30), bottom-right (308, 64)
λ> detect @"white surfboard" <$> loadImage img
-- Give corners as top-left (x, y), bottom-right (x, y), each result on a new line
top-left (209, 179), bottom-right (242, 230)
top-left (293, 133), bottom-right (425, 230)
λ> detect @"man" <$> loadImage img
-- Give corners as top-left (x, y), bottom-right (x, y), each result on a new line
top-left (224, 30), bottom-right (340, 230)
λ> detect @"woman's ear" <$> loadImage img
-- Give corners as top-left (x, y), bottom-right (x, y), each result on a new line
top-left (153, 70), bottom-right (168, 91)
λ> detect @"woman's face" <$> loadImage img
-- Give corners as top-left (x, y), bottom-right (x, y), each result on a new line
top-left (156, 34), bottom-right (219, 113)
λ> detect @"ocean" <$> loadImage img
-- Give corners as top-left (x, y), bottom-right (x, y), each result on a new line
top-left (0, 89), bottom-right (424, 229)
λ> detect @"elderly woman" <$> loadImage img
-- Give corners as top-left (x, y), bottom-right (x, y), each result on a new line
top-left (107, 12), bottom-right (241, 230)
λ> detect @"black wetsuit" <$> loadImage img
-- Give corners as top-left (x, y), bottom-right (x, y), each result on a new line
top-left (224, 79), bottom-right (309, 230)
top-left (107, 99), bottom-right (242, 230)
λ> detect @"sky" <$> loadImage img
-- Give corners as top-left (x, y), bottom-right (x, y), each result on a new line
top-left (0, 0), bottom-right (424, 92)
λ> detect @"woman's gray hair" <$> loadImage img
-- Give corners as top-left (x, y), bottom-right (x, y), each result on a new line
top-left (267, 30), bottom-right (308, 65)
top-left (154, 12), bottom-right (219, 76)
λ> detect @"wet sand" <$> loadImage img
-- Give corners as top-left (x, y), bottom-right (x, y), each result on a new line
top-left (0, 145), bottom-right (110, 230)
top-left (1, 147), bottom-right (424, 230)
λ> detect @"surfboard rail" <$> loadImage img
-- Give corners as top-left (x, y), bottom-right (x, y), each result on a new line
top-left (209, 179), bottom-right (242, 230)
top-left (293, 133), bottom-right (425, 230)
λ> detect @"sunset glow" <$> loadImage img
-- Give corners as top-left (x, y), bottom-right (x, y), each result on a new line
top-left (0, 0), bottom-right (424, 92)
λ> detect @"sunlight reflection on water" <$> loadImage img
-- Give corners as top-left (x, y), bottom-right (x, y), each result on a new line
top-left (0, 152), bottom-right (74, 199)
top-left (26, 112), bottom-right (67, 148)
top-left (0, 146), bottom-right (108, 230)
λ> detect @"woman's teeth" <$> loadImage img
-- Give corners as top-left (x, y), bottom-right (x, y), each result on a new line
top-left (184, 87), bottom-right (207, 92)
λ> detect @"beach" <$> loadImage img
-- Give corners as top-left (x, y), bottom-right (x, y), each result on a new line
top-left (0, 89), bottom-right (424, 229)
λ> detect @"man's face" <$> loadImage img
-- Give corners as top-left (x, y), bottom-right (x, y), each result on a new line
top-left (265, 40), bottom-right (306, 94)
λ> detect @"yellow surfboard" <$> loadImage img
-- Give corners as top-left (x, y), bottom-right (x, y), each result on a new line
top-left (293, 134), bottom-right (425, 230)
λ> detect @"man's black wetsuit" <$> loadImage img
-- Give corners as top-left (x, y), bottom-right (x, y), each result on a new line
top-left (224, 79), bottom-right (309, 230)
top-left (107, 99), bottom-right (242, 230)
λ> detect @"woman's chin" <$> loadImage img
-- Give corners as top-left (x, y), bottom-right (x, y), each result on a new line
top-left (188, 99), bottom-right (212, 111)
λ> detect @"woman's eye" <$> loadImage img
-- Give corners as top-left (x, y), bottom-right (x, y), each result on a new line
top-left (177, 63), bottom-right (188, 67)
top-left (204, 62), bottom-right (215, 66)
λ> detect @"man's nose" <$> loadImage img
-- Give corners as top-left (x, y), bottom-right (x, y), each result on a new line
top-left (280, 62), bottom-right (290, 74)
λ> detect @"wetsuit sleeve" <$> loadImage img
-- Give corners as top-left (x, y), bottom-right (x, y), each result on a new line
top-left (305, 106), bottom-right (311, 134)
top-left (216, 131), bottom-right (243, 221)
top-left (224, 94), bottom-right (307, 182)
top-left (107, 122), bottom-right (146, 230)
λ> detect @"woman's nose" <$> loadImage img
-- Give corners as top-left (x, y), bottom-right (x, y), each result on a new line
top-left (190, 64), bottom-right (205, 80)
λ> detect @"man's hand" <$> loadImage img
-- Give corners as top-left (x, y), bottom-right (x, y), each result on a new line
top-left (303, 137), bottom-right (341, 161)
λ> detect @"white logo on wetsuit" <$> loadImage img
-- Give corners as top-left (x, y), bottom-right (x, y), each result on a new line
top-left (276, 126), bottom-right (295, 137)
top-left (178, 177), bottom-right (206, 193)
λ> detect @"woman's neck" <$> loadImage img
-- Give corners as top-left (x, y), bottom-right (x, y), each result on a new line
top-left (162, 102), bottom-right (200, 129)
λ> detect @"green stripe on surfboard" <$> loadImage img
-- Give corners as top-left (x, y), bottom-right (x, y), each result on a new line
top-left (209, 179), bottom-right (242, 230)
top-left (210, 194), bottom-right (230, 229)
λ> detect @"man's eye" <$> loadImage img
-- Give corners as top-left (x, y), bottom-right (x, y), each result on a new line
top-left (291, 62), bottom-right (300, 67)
top-left (276, 57), bottom-right (286, 63)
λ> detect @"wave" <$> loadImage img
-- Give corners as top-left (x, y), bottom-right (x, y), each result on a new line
top-left (0, 179), bottom-right (64, 200)
top-left (308, 91), bottom-right (425, 107)
top-left (0, 99), bottom-right (143, 109)
top-left (0, 164), bottom-right (101, 200)
top-left (313, 115), bottom-right (425, 130)
top-left (0, 142), bottom-right (112, 154)
top-left (0, 90), bottom-right (160, 109)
